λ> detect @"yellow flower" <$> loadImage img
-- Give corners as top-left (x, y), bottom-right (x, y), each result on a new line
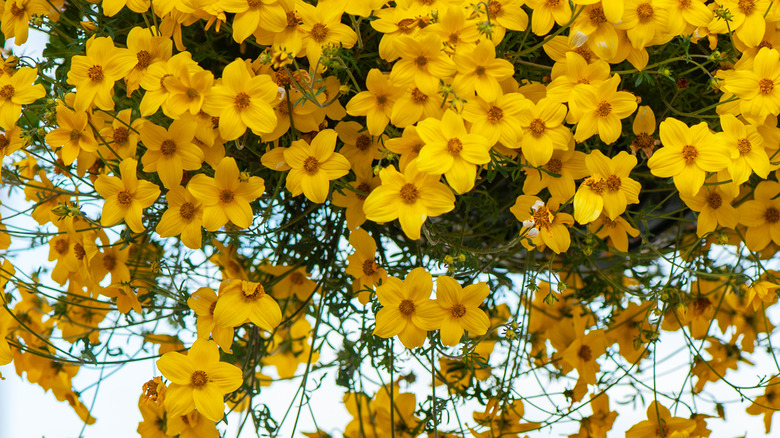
top-left (389, 34), bottom-right (456, 95)
top-left (213, 279), bottom-right (282, 331)
top-left (332, 166), bottom-right (380, 230)
top-left (346, 68), bottom-right (404, 136)
top-left (719, 47), bottom-right (780, 124)
top-left (435, 276), bottom-right (489, 346)
top-left (373, 267), bottom-right (445, 349)
top-left (157, 339), bottom-right (243, 421)
top-left (526, 0), bottom-right (572, 35)
top-left (545, 52), bottom-right (611, 103)
top-left (284, 129), bottom-right (351, 204)
top-left (390, 85), bottom-right (443, 129)
top-left (0, 66), bottom-right (45, 129)
top-left (202, 59), bottom-right (278, 141)
top-left (427, 5), bottom-right (481, 54)
top-left (462, 92), bottom-right (527, 148)
top-left (345, 228), bottom-right (387, 304)
top-left (1, 0), bottom-right (47, 45)
top-left (298, 0), bottom-right (358, 67)
top-left (630, 104), bottom-right (657, 157)
top-left (187, 157), bottom-right (265, 230)
top-left (654, 0), bottom-right (712, 36)
top-left (363, 160), bottom-right (456, 240)
top-left (647, 117), bottom-right (731, 197)
top-left (746, 280), bottom-right (780, 311)
top-left (568, 74), bottom-right (638, 144)
top-left (573, 150), bottom-right (640, 224)
top-left (163, 63), bottom-right (214, 118)
top-left (219, 0), bottom-right (286, 44)
top-left (100, 283), bottom-right (143, 314)
top-left (451, 40), bottom-right (515, 101)
top-left (510, 195), bottom-right (574, 254)
top-left (617, 0), bottom-right (667, 49)
top-left (166, 410), bottom-right (219, 438)
top-left (94, 158), bottom-right (161, 233)
top-left (66, 36), bottom-right (137, 112)
top-left (98, 108), bottom-right (142, 160)
top-left (625, 401), bottom-right (696, 438)
top-left (384, 125), bottom-right (425, 172)
top-left (335, 121), bottom-right (385, 171)
top-left (679, 181), bottom-right (738, 237)
top-left (187, 286), bottom-right (236, 351)
top-left (588, 214), bottom-right (640, 252)
top-left (717, 113), bottom-right (770, 185)
top-left (737, 180), bottom-right (780, 251)
top-left (141, 119), bottom-right (204, 188)
top-left (746, 375), bottom-right (780, 433)
top-left (261, 265), bottom-right (318, 300)
top-left (44, 104), bottom-right (98, 166)
top-left (517, 97), bottom-right (571, 167)
top-left (709, 0), bottom-right (774, 47)
top-left (477, 0), bottom-right (529, 42)
top-left (101, 0), bottom-right (148, 16)
top-left (561, 310), bottom-right (607, 385)
top-left (522, 147), bottom-right (588, 205)
top-left (156, 185), bottom-right (204, 249)
top-left (123, 26), bottom-right (171, 96)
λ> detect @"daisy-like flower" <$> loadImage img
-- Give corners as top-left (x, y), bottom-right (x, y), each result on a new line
top-left (122, 26), bottom-right (171, 96)
top-left (157, 339), bottom-right (243, 422)
top-left (435, 276), bottom-right (489, 346)
top-left (163, 63), bottom-right (214, 118)
top-left (415, 110), bottom-right (492, 194)
top-left (654, 0), bottom-right (712, 36)
top-left (94, 158), bottom-right (161, 233)
top-left (647, 117), bottom-right (731, 197)
top-left (510, 195), bottom-right (574, 254)
top-left (384, 125), bottom-right (425, 172)
top-left (1, 0), bottom-right (47, 45)
top-left (522, 147), bottom-right (588, 205)
top-left (709, 0), bottom-right (774, 48)
top-left (346, 69), bottom-right (404, 136)
top-left (187, 286), bottom-right (235, 352)
top-left (625, 401), bottom-right (696, 438)
top-left (298, 0), bottom-right (358, 68)
top-left (568, 74), bottom-right (638, 144)
top-left (187, 157), bottom-right (265, 230)
top-left (156, 186), bottom-right (204, 249)
top-left (98, 109), bottom-right (143, 160)
top-left (141, 119), bottom-right (205, 188)
top-left (517, 97), bottom-right (571, 167)
top-left (202, 59), bottom-right (279, 141)
top-left (720, 47), bottom-right (780, 124)
top-left (630, 105), bottom-right (657, 157)
top-left (335, 121), bottom-right (384, 171)
top-left (588, 214), bottom-right (640, 252)
top-left (462, 92), bottom-right (527, 148)
top-left (373, 267), bottom-right (445, 349)
top-left (526, 0), bottom-right (572, 36)
top-left (101, 0), bottom-right (149, 17)
top-left (0, 66), bottom-right (45, 129)
top-left (66, 36), bottom-right (137, 112)
top-left (545, 52), bottom-right (611, 103)
top-left (738, 180), bottom-right (780, 251)
top-left (345, 228), bottom-right (387, 304)
top-left (389, 34), bottom-right (457, 95)
top-left (573, 150), bottom-right (641, 224)
top-left (451, 40), bottom-right (515, 101)
top-left (100, 283), bottom-right (143, 314)
top-left (213, 279), bottom-right (282, 331)
top-left (45, 104), bottom-right (98, 166)
top-left (363, 160), bottom-right (456, 240)
top-left (390, 86), bottom-right (443, 129)
top-left (219, 0), bottom-right (286, 44)
top-left (717, 113), bottom-right (770, 185)
top-left (284, 129), bottom-right (351, 204)
top-left (332, 166), bottom-right (380, 230)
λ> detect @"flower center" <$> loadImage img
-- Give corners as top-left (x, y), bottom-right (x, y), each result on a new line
top-left (234, 92), bottom-right (251, 109)
top-left (410, 88), bottom-right (427, 103)
top-left (532, 205), bottom-right (554, 229)
top-left (636, 3), bottom-right (654, 20)
top-left (546, 158), bottom-right (562, 174)
top-left (707, 192), bottom-right (722, 210)
top-left (356, 135), bottom-right (371, 151)
top-left (160, 139), bottom-right (177, 156)
top-left (10, 3), bottom-right (23, 15)
top-left (399, 299), bottom-right (416, 316)
top-left (219, 189), bottom-right (235, 204)
top-left (209, 301), bottom-right (217, 315)
top-left (311, 23), bottom-right (329, 43)
top-left (356, 182), bottom-right (371, 200)
top-left (0, 85), bottom-right (14, 100)
top-left (113, 127), bottom-right (129, 145)
top-left (397, 18), bottom-right (416, 34)
top-left (186, 87), bottom-right (200, 100)
top-left (765, 207), bottom-right (780, 224)
top-left (73, 243), bottom-right (86, 260)
top-left (488, 0), bottom-right (502, 16)
top-left (70, 129), bottom-right (82, 142)
top-left (737, 138), bottom-right (752, 155)
top-left (678, 0), bottom-right (691, 7)
top-left (681, 145), bottom-right (698, 164)
top-left (362, 259), bottom-right (378, 276)
top-left (545, 0), bottom-right (560, 6)
top-left (399, 183), bottom-right (419, 203)
top-left (578, 345), bottom-right (592, 361)
top-left (589, 6), bottom-right (607, 25)
top-left (486, 105), bottom-right (504, 123)
top-left (585, 177), bottom-right (606, 195)
top-left (190, 370), bottom-right (209, 389)
top-left (376, 94), bottom-right (388, 106)
top-left (55, 238), bottom-right (69, 255)
top-left (738, 0), bottom-right (756, 14)
top-left (117, 190), bottom-right (133, 206)
top-left (303, 156), bottom-right (319, 174)
top-left (450, 303), bottom-right (466, 318)
top-left (605, 175), bottom-right (622, 192)
top-left (136, 50), bottom-right (152, 69)
top-left (529, 118), bottom-right (546, 135)
top-left (244, 284), bottom-right (265, 299)
top-left (103, 254), bottom-right (116, 271)
top-left (0, 135), bottom-right (8, 152)
top-left (414, 56), bottom-right (428, 68)
top-left (633, 133), bottom-right (654, 150)
top-left (759, 78), bottom-right (774, 95)
top-left (475, 65), bottom-right (486, 76)
top-left (179, 202), bottom-right (197, 220)
top-left (595, 101), bottom-right (612, 117)
top-left (87, 65), bottom-right (104, 82)
top-left (758, 41), bottom-right (774, 50)
top-left (574, 46), bottom-right (594, 62)
top-left (286, 11), bottom-right (300, 29)
top-left (289, 272), bottom-right (305, 285)
top-left (447, 138), bottom-right (463, 155)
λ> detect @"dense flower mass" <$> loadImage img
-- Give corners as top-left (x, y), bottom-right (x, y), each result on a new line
top-left (5, 0), bottom-right (780, 437)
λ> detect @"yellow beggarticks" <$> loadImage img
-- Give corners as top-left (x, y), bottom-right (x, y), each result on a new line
top-left (332, 166), bottom-right (380, 230)
top-left (345, 228), bottom-right (387, 304)
top-left (284, 129), bottom-right (351, 204)
top-left (510, 195), bottom-right (574, 254)
top-left (435, 276), bottom-right (489, 346)
top-left (0, 66), bottom-right (45, 129)
top-left (679, 182), bottom-right (738, 237)
top-left (156, 185), bottom-right (204, 249)
top-left (451, 40), bottom-right (515, 101)
top-left (219, 0), bottom-right (286, 44)
top-left (66, 36), bottom-right (137, 112)
top-left (389, 34), bottom-right (456, 95)
top-left (298, 0), bottom-right (358, 68)
top-left (625, 401), bottom-right (696, 438)
top-left (346, 69), bottom-right (403, 136)
top-left (141, 119), bottom-right (205, 189)
top-left (157, 339), bottom-right (243, 422)
top-left (573, 150), bottom-right (640, 224)
top-left (717, 113), bottom-right (770, 185)
top-left (517, 97), bottom-right (571, 167)
top-left (569, 74), bottom-right (638, 144)
top-left (522, 147), bottom-right (588, 205)
top-left (719, 47), bottom-right (780, 124)
top-left (462, 92), bottom-right (527, 148)
top-left (94, 158), bottom-right (161, 233)
top-left (45, 104), bottom-right (98, 166)
top-left (373, 267), bottom-right (445, 349)
top-left (738, 180), bottom-right (780, 251)
top-left (213, 279), bottom-right (282, 331)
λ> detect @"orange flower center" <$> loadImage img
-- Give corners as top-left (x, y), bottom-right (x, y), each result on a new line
top-left (73, 243), bottom-right (86, 260)
top-left (410, 88), bottom-right (427, 103)
top-left (234, 92), bottom-right (251, 109)
top-left (532, 205), bottom-right (554, 230)
top-left (681, 145), bottom-right (698, 163)
top-left (356, 134), bottom-right (371, 151)
top-left (546, 158), bottom-right (562, 174)
top-left (247, 0), bottom-right (261, 7)
top-left (179, 202), bottom-right (197, 220)
top-left (529, 118), bottom-right (546, 135)
top-left (545, 0), bottom-right (560, 6)
top-left (0, 84), bottom-right (14, 100)
top-left (219, 189), bottom-right (235, 204)
top-left (399, 183), bottom-right (419, 203)
top-left (578, 345), bottom-right (592, 361)
top-left (589, 7), bottom-right (607, 25)
top-left (636, 3), bottom-right (654, 20)
top-left (447, 138), bottom-right (463, 155)
top-left (414, 56), bottom-right (428, 68)
top-left (585, 177), bottom-right (606, 195)
top-left (412, 143), bottom-right (423, 154)
top-left (737, 138), bottom-right (752, 155)
top-left (142, 379), bottom-right (159, 402)
top-left (356, 182), bottom-right (371, 200)
top-left (311, 23), bottom-right (329, 43)
top-left (186, 87), bottom-right (200, 100)
top-left (103, 254), bottom-right (116, 271)
top-left (0, 135), bottom-right (8, 151)
top-left (397, 18), bottom-right (416, 34)
top-left (632, 133), bottom-right (655, 151)
top-left (303, 156), bottom-right (319, 174)
top-left (759, 78), bottom-right (774, 95)
top-left (10, 3), bottom-right (24, 15)
top-left (450, 303), bottom-right (466, 318)
top-left (376, 94), bottom-right (388, 106)
top-left (574, 46), bottom-right (594, 62)
top-left (475, 65), bottom-right (486, 76)
top-left (678, 0), bottom-right (691, 7)
top-left (765, 207), bottom-right (780, 224)
top-left (244, 284), bottom-right (266, 299)
top-left (87, 65), bottom-right (104, 82)
top-left (488, 1), bottom-right (502, 16)
top-left (399, 299), bottom-right (416, 316)
top-left (605, 175), bottom-right (622, 192)
top-left (738, 0), bottom-right (756, 14)
top-left (286, 11), bottom-right (300, 29)
top-left (595, 101), bottom-right (612, 117)
top-left (117, 190), bottom-right (133, 206)
top-left (190, 370), bottom-right (209, 389)
top-left (113, 127), bottom-right (129, 145)
top-left (209, 301), bottom-right (217, 315)
top-left (160, 139), bottom-right (177, 156)
top-left (706, 192), bottom-right (722, 210)
top-left (362, 259), bottom-right (378, 276)
top-left (758, 40), bottom-right (774, 49)
top-left (289, 272), bottom-right (305, 285)
top-left (136, 50), bottom-right (152, 69)
top-left (486, 105), bottom-right (504, 123)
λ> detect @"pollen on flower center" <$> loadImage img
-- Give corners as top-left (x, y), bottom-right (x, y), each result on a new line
top-left (545, 0), bottom-right (560, 6)
top-left (234, 92), bottom-right (251, 109)
top-left (636, 3), bottom-right (654, 20)
top-left (678, 0), bottom-right (691, 7)
top-left (578, 345), bottom-right (592, 361)
top-left (765, 207), bottom-right (780, 224)
top-left (70, 129), bottom-right (82, 141)
top-left (397, 18), bottom-right (416, 34)
top-left (0, 84), bottom-right (14, 100)
top-left (759, 41), bottom-right (774, 50)
top-left (546, 158), bottom-right (562, 174)
top-left (208, 301), bottom-right (217, 315)
top-left (73, 243), bottom-right (86, 260)
top-left (414, 56), bottom-right (428, 68)
top-left (574, 46), bottom-right (594, 62)
top-left (362, 259), bottom-right (378, 276)
top-left (0, 135), bottom-right (7, 152)
top-left (488, 0), bottom-right (502, 16)
top-left (681, 145), bottom-right (699, 163)
top-left (450, 303), bottom-right (466, 318)
top-left (737, 138), bottom-right (752, 154)
top-left (136, 50), bottom-right (152, 69)
top-left (759, 78), bottom-right (774, 94)
top-left (186, 88), bottom-right (200, 100)
top-left (738, 0), bottom-right (756, 14)
top-left (218, 189), bottom-right (235, 204)
top-left (486, 105), bottom-right (504, 123)
top-left (585, 177), bottom-right (606, 195)
top-left (605, 175), bottom-right (622, 192)
top-left (447, 138), bottom-right (463, 155)
top-left (529, 118), bottom-right (546, 135)
top-left (410, 88), bottom-right (428, 103)
top-left (475, 65), bottom-right (486, 76)
top-left (117, 190), bottom-right (133, 206)
top-left (289, 272), bottom-right (305, 285)
top-left (179, 202), bottom-right (197, 220)
top-left (595, 101), bottom-right (612, 117)
top-left (303, 156), bottom-right (320, 175)
top-left (10, 3), bottom-right (23, 15)
top-left (707, 192), bottom-right (722, 209)
top-left (399, 299), bottom-right (416, 316)
top-left (589, 7), bottom-right (607, 25)
top-left (246, 0), bottom-right (261, 7)
top-left (311, 23), bottom-right (329, 43)
top-left (356, 182), bottom-right (371, 200)
top-left (399, 183), bottom-right (419, 203)
top-left (113, 127), bottom-right (129, 145)
top-left (376, 94), bottom-right (388, 106)
top-left (532, 205), bottom-right (554, 229)
top-left (160, 139), bottom-right (177, 156)
top-left (356, 135), bottom-right (371, 151)
top-left (103, 254), bottom-right (116, 271)
top-left (286, 11), bottom-right (300, 29)
top-left (244, 284), bottom-right (266, 299)
top-left (87, 65), bottom-right (104, 82)
top-left (54, 238), bottom-right (69, 255)
top-left (190, 370), bottom-right (209, 389)
top-left (633, 133), bottom-right (654, 150)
